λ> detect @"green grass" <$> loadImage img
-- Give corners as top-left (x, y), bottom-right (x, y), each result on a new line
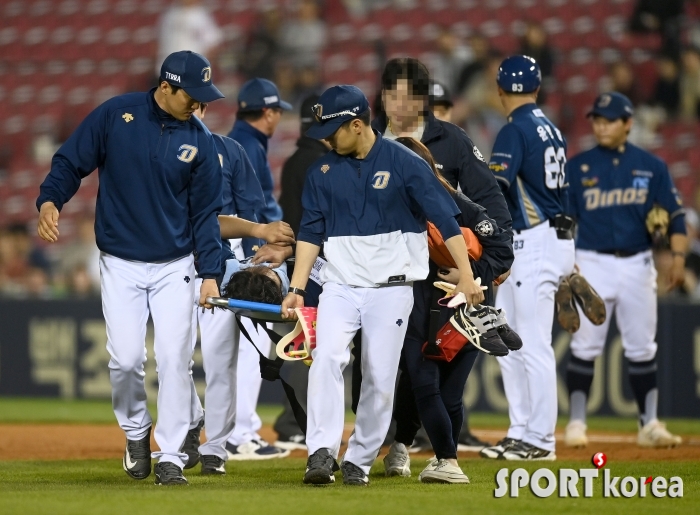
top-left (0, 458), bottom-right (696, 515)
top-left (1, 398), bottom-right (699, 435)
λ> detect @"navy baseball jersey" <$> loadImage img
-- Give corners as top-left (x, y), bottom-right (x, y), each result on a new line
top-left (567, 143), bottom-right (686, 253)
top-left (489, 104), bottom-right (568, 231)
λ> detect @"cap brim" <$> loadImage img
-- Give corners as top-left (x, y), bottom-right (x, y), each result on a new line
top-left (586, 108), bottom-right (624, 120)
top-left (184, 84), bottom-right (225, 103)
top-left (305, 118), bottom-right (346, 140)
top-left (280, 100), bottom-right (293, 111)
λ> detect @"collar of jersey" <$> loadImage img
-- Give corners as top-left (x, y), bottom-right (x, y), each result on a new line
top-left (234, 119), bottom-right (269, 149)
top-left (509, 102), bottom-right (539, 118)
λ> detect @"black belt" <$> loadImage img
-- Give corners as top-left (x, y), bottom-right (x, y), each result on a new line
top-left (516, 214), bottom-right (574, 240)
top-left (597, 249), bottom-right (642, 258)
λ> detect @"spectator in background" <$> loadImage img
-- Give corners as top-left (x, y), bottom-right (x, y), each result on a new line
top-left (680, 47), bottom-right (700, 121)
top-left (57, 214), bottom-right (100, 296)
top-left (432, 26), bottom-right (474, 93)
top-left (241, 8), bottom-right (282, 81)
top-left (519, 22), bottom-right (554, 103)
top-left (606, 61), bottom-right (642, 106)
top-left (278, 95), bottom-right (329, 236)
top-left (279, 0), bottom-right (326, 71)
top-left (0, 223), bottom-right (51, 298)
top-left (682, 208), bottom-right (700, 298)
top-left (455, 34), bottom-right (492, 94)
top-left (629, 0), bottom-right (684, 59)
top-left (652, 54), bottom-right (681, 116)
top-left (155, 0), bottom-right (223, 75)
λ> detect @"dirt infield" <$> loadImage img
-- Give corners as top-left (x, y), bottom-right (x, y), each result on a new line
top-left (1, 424), bottom-right (699, 462)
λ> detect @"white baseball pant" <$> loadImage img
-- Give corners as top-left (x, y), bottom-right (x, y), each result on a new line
top-left (496, 223), bottom-right (575, 452)
top-left (569, 249), bottom-right (658, 362)
top-left (306, 282), bottom-right (414, 474)
top-left (189, 278), bottom-right (239, 460)
top-left (100, 252), bottom-right (195, 468)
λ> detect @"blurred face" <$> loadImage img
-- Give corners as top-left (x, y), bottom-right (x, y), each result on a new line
top-left (591, 116), bottom-right (632, 148)
top-left (432, 104), bottom-right (452, 122)
top-left (160, 82), bottom-right (202, 121)
top-left (383, 79), bottom-right (425, 126)
top-left (265, 107), bottom-right (283, 136)
top-left (193, 103), bottom-right (208, 120)
top-left (324, 120), bottom-right (361, 155)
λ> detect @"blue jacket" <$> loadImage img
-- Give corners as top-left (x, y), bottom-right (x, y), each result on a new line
top-left (298, 132), bottom-right (462, 287)
top-left (37, 90), bottom-right (223, 278)
top-left (213, 134), bottom-right (264, 261)
top-left (228, 120), bottom-right (282, 223)
top-left (489, 103), bottom-right (569, 231)
top-left (567, 142), bottom-right (686, 253)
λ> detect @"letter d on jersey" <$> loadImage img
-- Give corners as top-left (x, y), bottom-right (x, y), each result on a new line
top-left (177, 144), bottom-right (199, 163)
top-left (372, 171), bottom-right (391, 189)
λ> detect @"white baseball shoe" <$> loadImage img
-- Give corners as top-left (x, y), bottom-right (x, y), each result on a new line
top-left (419, 459), bottom-right (470, 484)
top-left (564, 420), bottom-right (588, 448)
top-left (638, 419), bottom-right (682, 448)
top-left (383, 442), bottom-right (411, 477)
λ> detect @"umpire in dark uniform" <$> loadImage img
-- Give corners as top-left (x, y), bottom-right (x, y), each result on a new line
top-left (371, 57), bottom-right (512, 455)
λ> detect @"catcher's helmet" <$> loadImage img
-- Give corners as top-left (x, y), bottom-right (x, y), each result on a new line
top-left (497, 55), bottom-right (541, 94)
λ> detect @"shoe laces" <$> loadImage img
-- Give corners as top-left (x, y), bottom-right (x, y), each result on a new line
top-left (126, 437), bottom-right (150, 460)
top-left (497, 437), bottom-right (517, 448)
top-left (157, 462), bottom-right (183, 480)
top-left (308, 449), bottom-right (333, 469)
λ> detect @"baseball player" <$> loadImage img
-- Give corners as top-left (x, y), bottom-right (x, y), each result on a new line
top-left (225, 78), bottom-right (293, 460)
top-left (184, 102), bottom-right (295, 475)
top-left (373, 58), bottom-right (511, 464)
top-left (563, 92), bottom-right (686, 448)
top-left (481, 55), bottom-right (575, 461)
top-left (37, 51), bottom-right (224, 485)
top-left (283, 85), bottom-right (484, 486)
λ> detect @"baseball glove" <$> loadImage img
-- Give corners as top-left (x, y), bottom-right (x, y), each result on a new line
top-left (646, 205), bottom-right (670, 248)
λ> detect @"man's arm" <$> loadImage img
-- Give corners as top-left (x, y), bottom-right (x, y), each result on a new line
top-left (219, 215), bottom-right (294, 245)
top-left (444, 235), bottom-right (485, 307)
top-left (280, 241), bottom-right (321, 319)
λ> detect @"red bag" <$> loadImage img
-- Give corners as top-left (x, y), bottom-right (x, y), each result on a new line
top-left (427, 222), bottom-right (482, 268)
top-left (421, 319), bottom-right (470, 362)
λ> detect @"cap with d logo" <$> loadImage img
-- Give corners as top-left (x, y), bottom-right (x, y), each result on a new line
top-left (587, 92), bottom-right (634, 120)
top-left (160, 50), bottom-right (224, 103)
top-left (305, 85), bottom-right (370, 140)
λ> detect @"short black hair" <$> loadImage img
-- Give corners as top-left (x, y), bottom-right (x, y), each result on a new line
top-left (160, 79), bottom-right (181, 95)
top-left (236, 109), bottom-right (265, 122)
top-left (222, 267), bottom-right (283, 305)
top-left (381, 58), bottom-right (431, 97)
top-left (339, 109), bottom-right (371, 130)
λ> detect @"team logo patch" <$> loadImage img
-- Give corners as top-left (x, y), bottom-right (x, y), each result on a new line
top-left (321, 164), bottom-right (330, 173)
top-left (581, 164), bottom-right (589, 172)
top-left (240, 101), bottom-right (247, 109)
top-left (475, 220), bottom-right (494, 237)
top-left (372, 171), bottom-right (391, 189)
top-left (201, 67), bottom-right (211, 83)
top-left (598, 94), bottom-right (612, 108)
top-left (473, 146), bottom-right (485, 162)
top-left (581, 177), bottom-right (598, 187)
top-left (177, 144), bottom-right (199, 163)
top-left (633, 177), bottom-right (650, 190)
top-left (122, 113), bottom-right (133, 123)
top-left (489, 162), bottom-right (508, 173)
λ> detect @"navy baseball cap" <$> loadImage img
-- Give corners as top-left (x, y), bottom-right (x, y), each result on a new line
top-left (587, 92), bottom-right (634, 120)
top-left (497, 55), bottom-right (541, 93)
top-left (237, 78), bottom-right (292, 112)
top-left (305, 85), bottom-right (370, 140)
top-left (160, 50), bottom-right (224, 103)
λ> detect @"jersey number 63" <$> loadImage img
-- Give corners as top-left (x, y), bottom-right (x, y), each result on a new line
top-left (544, 146), bottom-right (566, 189)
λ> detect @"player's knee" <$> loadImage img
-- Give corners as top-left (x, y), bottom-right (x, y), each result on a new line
top-left (413, 383), bottom-right (440, 402)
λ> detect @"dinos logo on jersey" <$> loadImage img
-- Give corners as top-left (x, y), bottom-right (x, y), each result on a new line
top-left (475, 220), bottom-right (494, 236)
top-left (473, 146), bottom-right (485, 162)
top-left (583, 186), bottom-right (647, 210)
top-left (177, 144), bottom-right (198, 163)
top-left (372, 171), bottom-right (391, 189)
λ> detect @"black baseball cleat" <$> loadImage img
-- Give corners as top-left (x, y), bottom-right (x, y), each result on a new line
top-left (488, 307), bottom-right (523, 351)
top-left (341, 460), bottom-right (369, 486)
top-left (182, 418), bottom-right (204, 470)
top-left (200, 455), bottom-right (226, 475)
top-left (479, 437), bottom-right (520, 459)
top-left (123, 427), bottom-right (152, 480)
top-left (154, 462), bottom-right (188, 485)
top-left (451, 305), bottom-right (509, 357)
top-left (457, 431), bottom-right (492, 452)
top-left (303, 448), bottom-right (339, 485)
top-left (501, 440), bottom-right (556, 461)
top-left (568, 273), bottom-right (606, 326)
top-left (555, 279), bottom-right (580, 333)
